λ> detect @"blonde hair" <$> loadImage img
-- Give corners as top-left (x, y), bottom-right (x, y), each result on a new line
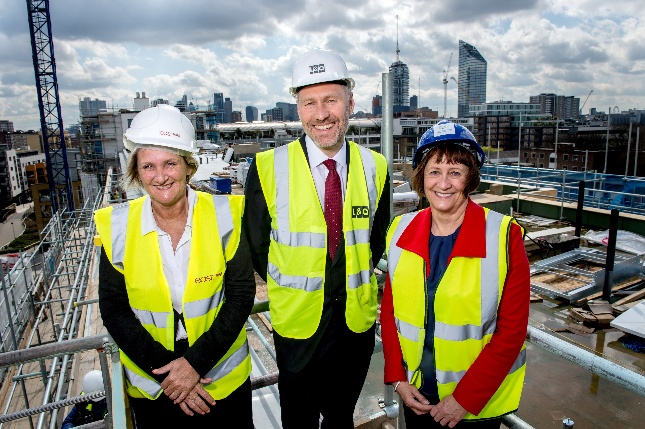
top-left (122, 148), bottom-right (199, 189)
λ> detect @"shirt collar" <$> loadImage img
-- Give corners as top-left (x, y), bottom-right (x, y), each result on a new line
top-left (397, 199), bottom-right (486, 260)
top-left (141, 186), bottom-right (197, 236)
top-left (305, 135), bottom-right (347, 169)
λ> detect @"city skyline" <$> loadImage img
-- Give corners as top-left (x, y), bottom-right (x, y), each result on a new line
top-left (1, 1), bottom-right (644, 131)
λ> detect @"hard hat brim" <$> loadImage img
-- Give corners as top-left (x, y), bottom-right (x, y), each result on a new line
top-left (290, 78), bottom-right (355, 98)
top-left (413, 139), bottom-right (485, 169)
top-left (124, 135), bottom-right (199, 154)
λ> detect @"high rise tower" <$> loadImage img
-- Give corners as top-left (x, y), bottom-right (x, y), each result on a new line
top-left (389, 15), bottom-right (409, 109)
top-left (457, 40), bottom-right (487, 118)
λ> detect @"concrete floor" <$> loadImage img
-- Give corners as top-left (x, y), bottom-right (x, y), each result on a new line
top-left (515, 300), bottom-right (645, 428)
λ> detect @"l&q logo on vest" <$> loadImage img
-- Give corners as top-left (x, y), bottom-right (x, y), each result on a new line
top-left (352, 206), bottom-right (369, 218)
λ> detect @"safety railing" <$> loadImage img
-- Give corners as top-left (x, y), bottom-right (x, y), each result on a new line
top-left (0, 334), bottom-right (122, 429)
top-left (481, 165), bottom-right (645, 216)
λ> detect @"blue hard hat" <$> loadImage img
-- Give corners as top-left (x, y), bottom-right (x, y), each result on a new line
top-left (413, 120), bottom-right (485, 169)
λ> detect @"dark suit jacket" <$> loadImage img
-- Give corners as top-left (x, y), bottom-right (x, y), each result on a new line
top-left (243, 135), bottom-right (390, 372)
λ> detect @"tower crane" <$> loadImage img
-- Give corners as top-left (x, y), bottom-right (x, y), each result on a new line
top-left (25, 0), bottom-right (74, 213)
top-left (442, 53), bottom-right (453, 119)
top-left (450, 76), bottom-right (479, 105)
top-left (580, 90), bottom-right (593, 115)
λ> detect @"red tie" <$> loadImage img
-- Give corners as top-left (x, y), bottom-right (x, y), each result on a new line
top-left (323, 159), bottom-right (342, 259)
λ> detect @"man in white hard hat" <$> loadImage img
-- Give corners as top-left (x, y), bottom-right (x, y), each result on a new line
top-left (62, 370), bottom-right (108, 428)
top-left (244, 48), bottom-right (390, 428)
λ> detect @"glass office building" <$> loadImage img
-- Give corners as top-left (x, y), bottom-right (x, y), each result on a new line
top-left (390, 59), bottom-right (410, 108)
top-left (457, 40), bottom-right (487, 118)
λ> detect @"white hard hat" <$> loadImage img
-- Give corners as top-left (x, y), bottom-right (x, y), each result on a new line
top-left (289, 48), bottom-right (355, 98)
top-left (123, 105), bottom-right (197, 154)
top-left (82, 370), bottom-right (105, 402)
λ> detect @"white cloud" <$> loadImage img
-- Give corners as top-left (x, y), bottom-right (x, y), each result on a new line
top-left (1, 0), bottom-right (644, 130)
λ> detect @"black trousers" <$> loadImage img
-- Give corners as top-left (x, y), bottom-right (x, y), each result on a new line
top-left (130, 377), bottom-right (253, 428)
top-left (402, 401), bottom-right (502, 429)
top-left (278, 324), bottom-right (375, 429)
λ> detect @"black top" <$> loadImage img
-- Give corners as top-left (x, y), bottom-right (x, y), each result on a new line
top-left (98, 215), bottom-right (256, 381)
top-left (243, 135), bottom-right (391, 372)
top-left (419, 227), bottom-right (460, 398)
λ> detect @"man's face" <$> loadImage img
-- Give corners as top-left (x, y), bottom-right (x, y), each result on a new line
top-left (297, 82), bottom-right (354, 157)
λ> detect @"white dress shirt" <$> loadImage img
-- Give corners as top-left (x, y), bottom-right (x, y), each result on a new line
top-left (305, 135), bottom-right (347, 208)
top-left (140, 186), bottom-right (196, 340)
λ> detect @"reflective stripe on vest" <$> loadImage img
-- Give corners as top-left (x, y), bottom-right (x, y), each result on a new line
top-left (387, 208), bottom-right (526, 418)
top-left (270, 144), bottom-right (379, 265)
top-left (386, 212), bottom-right (416, 286)
top-left (184, 289), bottom-right (224, 319)
top-left (268, 262), bottom-right (323, 292)
top-left (434, 210), bottom-right (503, 345)
top-left (203, 339), bottom-right (249, 385)
top-left (111, 203), bottom-right (129, 270)
top-left (123, 366), bottom-right (163, 398)
top-left (395, 316), bottom-right (420, 343)
top-left (94, 192), bottom-right (251, 400)
top-left (258, 140), bottom-right (386, 338)
top-left (130, 307), bottom-right (171, 328)
top-left (436, 348), bottom-right (526, 384)
top-left (212, 194), bottom-right (236, 259)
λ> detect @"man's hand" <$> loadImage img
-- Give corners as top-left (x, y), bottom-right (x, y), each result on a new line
top-left (395, 382), bottom-right (434, 415)
top-left (152, 357), bottom-right (200, 404)
top-left (178, 383), bottom-right (216, 416)
top-left (430, 394), bottom-right (467, 427)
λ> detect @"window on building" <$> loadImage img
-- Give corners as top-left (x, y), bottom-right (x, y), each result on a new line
top-left (573, 167), bottom-right (578, 171)
top-left (523, 152), bottom-right (528, 158)
top-left (582, 155), bottom-right (586, 162)
top-left (531, 153), bottom-right (536, 158)
top-left (562, 165), bottom-right (568, 170)
top-left (563, 154), bottom-right (569, 161)
top-left (573, 155), bottom-right (578, 161)
top-left (540, 153), bottom-right (545, 159)
top-left (539, 163), bottom-right (544, 168)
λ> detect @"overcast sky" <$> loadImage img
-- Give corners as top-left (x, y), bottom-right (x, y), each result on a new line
top-left (1, 0), bottom-right (644, 131)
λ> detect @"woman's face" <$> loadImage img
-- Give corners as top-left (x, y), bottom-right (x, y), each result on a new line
top-left (137, 148), bottom-right (192, 208)
top-left (423, 154), bottom-right (470, 216)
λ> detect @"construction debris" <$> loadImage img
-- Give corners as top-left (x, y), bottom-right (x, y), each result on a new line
top-left (530, 248), bottom-right (644, 303)
top-left (611, 301), bottom-right (645, 339)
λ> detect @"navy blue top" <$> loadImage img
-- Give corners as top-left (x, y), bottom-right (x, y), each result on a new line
top-left (419, 227), bottom-right (460, 399)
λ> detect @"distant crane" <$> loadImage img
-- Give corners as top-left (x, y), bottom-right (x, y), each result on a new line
top-left (25, 0), bottom-right (74, 213)
top-left (580, 90), bottom-right (593, 115)
top-left (450, 76), bottom-right (479, 105)
top-left (442, 53), bottom-right (453, 118)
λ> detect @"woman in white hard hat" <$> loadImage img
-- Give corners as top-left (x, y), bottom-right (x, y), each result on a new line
top-left (95, 105), bottom-right (255, 427)
top-left (380, 120), bottom-right (530, 428)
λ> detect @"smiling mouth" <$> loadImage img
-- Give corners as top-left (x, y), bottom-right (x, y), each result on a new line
top-left (154, 183), bottom-right (173, 190)
top-left (435, 192), bottom-right (453, 197)
top-left (314, 123), bottom-right (334, 130)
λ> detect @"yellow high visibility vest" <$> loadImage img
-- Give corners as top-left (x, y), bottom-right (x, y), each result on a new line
top-left (386, 208), bottom-right (526, 419)
top-left (256, 140), bottom-right (387, 339)
top-left (94, 191), bottom-right (251, 400)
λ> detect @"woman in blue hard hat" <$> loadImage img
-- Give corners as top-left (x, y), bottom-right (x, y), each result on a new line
top-left (95, 105), bottom-right (255, 427)
top-left (380, 120), bottom-right (530, 428)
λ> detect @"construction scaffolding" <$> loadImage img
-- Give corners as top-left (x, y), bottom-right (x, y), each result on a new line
top-left (79, 110), bottom-right (122, 186)
top-left (0, 184), bottom-right (103, 428)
